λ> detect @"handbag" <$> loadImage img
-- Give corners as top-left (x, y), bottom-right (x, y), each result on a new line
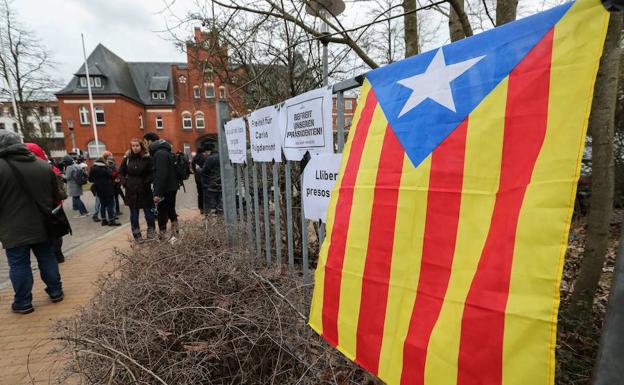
top-left (4, 159), bottom-right (72, 239)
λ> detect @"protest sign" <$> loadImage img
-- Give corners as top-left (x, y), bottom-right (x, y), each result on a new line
top-left (249, 106), bottom-right (281, 162)
top-left (302, 153), bottom-right (342, 222)
top-left (224, 118), bottom-right (247, 164)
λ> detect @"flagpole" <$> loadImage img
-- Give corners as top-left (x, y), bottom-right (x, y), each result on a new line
top-left (81, 33), bottom-right (99, 158)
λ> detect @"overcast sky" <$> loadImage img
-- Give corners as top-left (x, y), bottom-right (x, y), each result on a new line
top-left (13, 0), bottom-right (554, 86)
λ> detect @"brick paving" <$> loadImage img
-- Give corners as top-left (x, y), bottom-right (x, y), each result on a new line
top-left (0, 181), bottom-right (200, 384)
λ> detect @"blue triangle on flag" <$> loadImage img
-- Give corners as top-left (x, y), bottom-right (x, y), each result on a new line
top-left (365, 1), bottom-right (573, 168)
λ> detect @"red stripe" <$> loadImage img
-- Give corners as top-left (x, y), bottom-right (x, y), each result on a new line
top-left (322, 89), bottom-right (378, 346)
top-left (400, 120), bottom-right (468, 385)
top-left (355, 127), bottom-right (405, 373)
top-left (457, 29), bottom-right (554, 385)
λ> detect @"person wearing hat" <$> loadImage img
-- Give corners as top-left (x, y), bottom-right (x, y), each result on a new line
top-left (63, 154), bottom-right (89, 217)
top-left (0, 130), bottom-right (65, 314)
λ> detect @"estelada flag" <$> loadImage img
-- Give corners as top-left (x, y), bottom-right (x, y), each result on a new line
top-left (309, 1), bottom-right (609, 384)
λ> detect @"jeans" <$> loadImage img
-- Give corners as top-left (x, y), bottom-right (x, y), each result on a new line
top-left (99, 195), bottom-right (116, 221)
top-left (72, 196), bottom-right (88, 215)
top-left (5, 242), bottom-right (63, 308)
top-left (93, 196), bottom-right (101, 218)
top-left (130, 207), bottom-right (156, 238)
top-left (156, 190), bottom-right (178, 232)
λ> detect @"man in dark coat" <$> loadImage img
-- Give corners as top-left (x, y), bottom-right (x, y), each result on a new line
top-left (88, 158), bottom-right (121, 226)
top-left (192, 147), bottom-right (207, 214)
top-left (0, 130), bottom-right (64, 314)
top-left (200, 143), bottom-right (222, 215)
top-left (143, 132), bottom-right (179, 238)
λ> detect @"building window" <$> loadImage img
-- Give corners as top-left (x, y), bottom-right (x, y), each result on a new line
top-left (94, 106), bottom-right (105, 125)
top-left (41, 122), bottom-right (51, 132)
top-left (52, 106), bottom-right (59, 116)
top-left (345, 100), bottom-right (353, 110)
top-left (193, 86), bottom-right (200, 99)
top-left (79, 106), bottom-right (89, 125)
top-left (94, 77), bottom-right (101, 87)
top-left (183, 143), bottom-right (191, 156)
top-left (80, 77), bottom-right (87, 87)
top-left (87, 140), bottom-right (106, 159)
top-left (9, 107), bottom-right (14, 117)
top-left (138, 114), bottom-right (144, 129)
top-left (151, 91), bottom-right (159, 100)
top-left (55, 122), bottom-right (63, 133)
top-left (0, 108), bottom-right (3, 117)
top-left (205, 83), bottom-right (215, 98)
top-left (12, 123), bottom-right (17, 132)
top-left (345, 116), bottom-right (352, 126)
top-left (182, 112), bottom-right (192, 130)
top-left (219, 86), bottom-right (226, 99)
top-left (38, 106), bottom-right (45, 116)
top-left (195, 112), bottom-right (205, 130)
top-left (0, 123), bottom-right (4, 129)
top-left (155, 116), bottom-right (163, 129)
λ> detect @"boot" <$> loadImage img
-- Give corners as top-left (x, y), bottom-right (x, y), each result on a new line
top-left (132, 230), bottom-right (142, 241)
top-left (146, 227), bottom-right (156, 240)
top-left (172, 221), bottom-right (180, 236)
top-left (108, 219), bottom-right (122, 227)
top-left (101, 219), bottom-right (109, 226)
top-left (56, 252), bottom-right (65, 264)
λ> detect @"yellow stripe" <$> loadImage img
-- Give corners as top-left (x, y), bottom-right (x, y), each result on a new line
top-left (309, 81), bottom-right (372, 334)
top-left (423, 78), bottom-right (508, 385)
top-left (334, 102), bottom-right (389, 359)
top-left (503, 1), bottom-right (609, 385)
top-left (377, 154), bottom-right (431, 385)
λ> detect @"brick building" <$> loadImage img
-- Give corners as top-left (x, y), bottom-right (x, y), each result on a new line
top-left (56, 28), bottom-right (242, 160)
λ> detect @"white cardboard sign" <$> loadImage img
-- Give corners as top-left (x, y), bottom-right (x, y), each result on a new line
top-left (249, 106), bottom-right (282, 162)
top-left (302, 153), bottom-right (342, 222)
top-left (224, 118), bottom-right (247, 164)
top-left (280, 87), bottom-right (333, 160)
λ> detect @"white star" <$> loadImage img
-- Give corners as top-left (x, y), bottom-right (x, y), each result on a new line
top-left (397, 48), bottom-right (485, 117)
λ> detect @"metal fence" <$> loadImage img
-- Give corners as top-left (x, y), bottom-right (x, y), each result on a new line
top-left (215, 76), bottom-right (363, 284)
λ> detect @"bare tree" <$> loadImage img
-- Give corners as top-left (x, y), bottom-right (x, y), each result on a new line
top-left (403, 0), bottom-right (419, 56)
top-left (496, 0), bottom-right (517, 25)
top-left (0, 0), bottom-right (60, 140)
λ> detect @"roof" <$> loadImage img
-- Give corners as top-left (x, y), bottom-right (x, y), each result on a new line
top-left (56, 44), bottom-right (185, 106)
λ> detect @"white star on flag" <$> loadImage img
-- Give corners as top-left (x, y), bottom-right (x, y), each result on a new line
top-left (397, 48), bottom-right (485, 117)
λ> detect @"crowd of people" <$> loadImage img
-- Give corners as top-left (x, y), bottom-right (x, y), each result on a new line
top-left (0, 129), bottom-right (221, 314)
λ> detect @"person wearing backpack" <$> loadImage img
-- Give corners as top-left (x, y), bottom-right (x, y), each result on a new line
top-left (63, 155), bottom-right (89, 218)
top-left (173, 150), bottom-right (191, 192)
top-left (88, 157), bottom-right (121, 226)
top-left (0, 130), bottom-right (65, 314)
top-left (143, 133), bottom-right (179, 239)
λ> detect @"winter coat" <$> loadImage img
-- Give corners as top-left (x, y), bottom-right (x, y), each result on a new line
top-left (88, 161), bottom-right (115, 198)
top-left (65, 163), bottom-right (85, 197)
top-left (201, 153), bottom-right (221, 192)
top-left (0, 131), bottom-right (62, 249)
top-left (25, 143), bottom-right (67, 202)
top-left (148, 139), bottom-right (178, 197)
top-left (192, 152), bottom-right (206, 182)
top-left (120, 152), bottom-right (154, 209)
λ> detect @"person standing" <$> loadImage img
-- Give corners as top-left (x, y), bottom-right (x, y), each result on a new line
top-left (200, 143), bottom-right (222, 215)
top-left (88, 158), bottom-right (121, 226)
top-left (192, 147), bottom-right (207, 214)
top-left (119, 139), bottom-right (156, 240)
top-left (63, 155), bottom-right (89, 218)
top-left (142, 132), bottom-right (179, 239)
top-left (25, 143), bottom-right (68, 264)
top-left (0, 130), bottom-right (64, 314)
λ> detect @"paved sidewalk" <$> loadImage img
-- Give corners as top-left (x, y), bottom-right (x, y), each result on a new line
top-left (0, 182), bottom-right (201, 384)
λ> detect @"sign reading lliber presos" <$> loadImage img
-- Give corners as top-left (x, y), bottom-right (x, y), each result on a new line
top-left (249, 106), bottom-right (281, 162)
top-left (224, 118), bottom-right (247, 164)
top-left (280, 87), bottom-right (333, 160)
top-left (302, 153), bottom-right (342, 222)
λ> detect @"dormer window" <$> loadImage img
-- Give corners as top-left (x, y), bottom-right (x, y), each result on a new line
top-left (151, 91), bottom-right (166, 100)
top-left (79, 76), bottom-right (102, 88)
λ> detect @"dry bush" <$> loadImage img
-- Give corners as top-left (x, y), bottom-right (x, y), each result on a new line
top-left (56, 219), bottom-right (376, 385)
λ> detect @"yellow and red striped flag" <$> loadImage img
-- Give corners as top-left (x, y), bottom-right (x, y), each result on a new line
top-left (309, 1), bottom-right (609, 384)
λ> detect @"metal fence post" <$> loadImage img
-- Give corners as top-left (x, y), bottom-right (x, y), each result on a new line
top-left (216, 100), bottom-right (237, 246)
top-left (261, 162), bottom-right (272, 265)
top-left (252, 162), bottom-right (262, 257)
top-left (244, 160), bottom-right (254, 256)
top-left (336, 90), bottom-right (345, 152)
top-left (301, 172), bottom-right (309, 284)
top-left (285, 161), bottom-right (294, 272)
top-left (273, 162), bottom-right (282, 264)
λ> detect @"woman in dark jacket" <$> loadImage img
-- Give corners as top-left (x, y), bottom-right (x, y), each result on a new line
top-left (89, 158), bottom-right (121, 226)
top-left (119, 139), bottom-right (155, 240)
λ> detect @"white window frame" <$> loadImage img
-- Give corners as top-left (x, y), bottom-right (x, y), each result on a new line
top-left (345, 100), bottom-right (353, 110)
top-left (156, 116), bottom-right (164, 130)
top-left (94, 106), bottom-right (105, 125)
top-left (193, 86), bottom-right (200, 99)
top-left (79, 106), bottom-right (89, 125)
top-left (55, 122), bottom-right (63, 133)
top-left (204, 83), bottom-right (215, 98)
top-left (151, 91), bottom-right (159, 100)
top-left (94, 77), bottom-right (102, 87)
top-left (138, 114), bottom-right (144, 129)
top-left (195, 112), bottom-right (205, 129)
top-left (219, 86), bottom-right (226, 99)
top-left (182, 113), bottom-right (192, 130)
top-left (80, 77), bottom-right (87, 87)
top-left (345, 116), bottom-right (352, 126)
top-left (87, 140), bottom-right (106, 159)
top-left (159, 91), bottom-right (166, 100)
top-left (183, 143), bottom-right (191, 156)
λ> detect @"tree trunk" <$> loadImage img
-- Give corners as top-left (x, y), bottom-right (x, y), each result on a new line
top-left (496, 0), bottom-right (518, 26)
top-left (569, 13), bottom-right (622, 317)
top-left (449, 0), bottom-right (466, 42)
top-left (403, 0), bottom-right (419, 57)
